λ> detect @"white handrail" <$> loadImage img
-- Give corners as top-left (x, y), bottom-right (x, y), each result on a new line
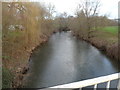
top-left (50, 73), bottom-right (120, 89)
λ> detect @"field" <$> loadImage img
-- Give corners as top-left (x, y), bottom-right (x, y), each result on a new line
top-left (100, 26), bottom-right (118, 35)
top-left (95, 26), bottom-right (118, 44)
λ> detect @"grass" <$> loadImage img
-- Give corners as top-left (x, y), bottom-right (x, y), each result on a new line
top-left (94, 26), bottom-right (118, 44)
top-left (2, 67), bottom-right (13, 88)
top-left (100, 26), bottom-right (118, 35)
top-left (92, 26), bottom-right (119, 60)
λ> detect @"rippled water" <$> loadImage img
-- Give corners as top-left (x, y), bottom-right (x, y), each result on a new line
top-left (25, 32), bottom-right (119, 88)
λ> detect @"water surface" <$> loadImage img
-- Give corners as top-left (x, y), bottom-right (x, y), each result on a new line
top-left (25, 32), bottom-right (119, 88)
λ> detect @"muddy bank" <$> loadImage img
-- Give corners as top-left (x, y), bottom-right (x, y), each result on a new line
top-left (72, 32), bottom-right (119, 62)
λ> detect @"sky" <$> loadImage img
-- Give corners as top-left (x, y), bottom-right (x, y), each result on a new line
top-left (37, 0), bottom-right (119, 19)
top-left (5, 0), bottom-right (119, 19)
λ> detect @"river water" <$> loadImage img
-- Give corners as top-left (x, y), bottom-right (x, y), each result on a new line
top-left (24, 32), bottom-right (119, 88)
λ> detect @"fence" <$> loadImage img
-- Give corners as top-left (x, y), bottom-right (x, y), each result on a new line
top-left (50, 73), bottom-right (120, 89)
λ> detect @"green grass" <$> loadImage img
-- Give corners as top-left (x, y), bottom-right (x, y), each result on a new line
top-left (2, 67), bottom-right (13, 88)
top-left (100, 26), bottom-right (118, 34)
top-left (94, 26), bottom-right (118, 44)
top-left (8, 31), bottom-right (23, 37)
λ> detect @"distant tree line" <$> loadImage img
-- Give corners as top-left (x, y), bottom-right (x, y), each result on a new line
top-left (54, 0), bottom-right (118, 39)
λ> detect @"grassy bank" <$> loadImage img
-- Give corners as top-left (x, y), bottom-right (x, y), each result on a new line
top-left (100, 26), bottom-right (118, 34)
top-left (73, 26), bottom-right (119, 61)
top-left (96, 26), bottom-right (118, 44)
top-left (2, 2), bottom-right (55, 88)
top-left (2, 67), bottom-right (14, 88)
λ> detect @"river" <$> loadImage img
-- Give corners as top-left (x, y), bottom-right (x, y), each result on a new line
top-left (24, 31), bottom-right (119, 88)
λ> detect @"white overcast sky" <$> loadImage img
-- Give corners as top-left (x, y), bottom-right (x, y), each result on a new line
top-left (37, 0), bottom-right (120, 19)
top-left (5, 0), bottom-right (120, 19)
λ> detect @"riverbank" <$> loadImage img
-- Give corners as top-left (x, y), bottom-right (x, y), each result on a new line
top-left (72, 28), bottom-right (119, 61)
top-left (2, 33), bottom-right (51, 88)
top-left (2, 2), bottom-right (56, 89)
top-left (12, 36), bottom-right (49, 88)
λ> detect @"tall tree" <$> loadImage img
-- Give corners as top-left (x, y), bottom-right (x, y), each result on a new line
top-left (77, 0), bottom-right (101, 39)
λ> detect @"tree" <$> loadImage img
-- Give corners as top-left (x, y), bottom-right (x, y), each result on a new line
top-left (47, 3), bottom-right (56, 19)
top-left (76, 0), bottom-right (101, 39)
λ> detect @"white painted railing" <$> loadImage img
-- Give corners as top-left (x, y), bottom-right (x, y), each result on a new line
top-left (50, 73), bottom-right (120, 89)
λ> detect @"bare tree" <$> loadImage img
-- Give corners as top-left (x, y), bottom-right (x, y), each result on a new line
top-left (76, 0), bottom-right (101, 39)
top-left (47, 3), bottom-right (56, 19)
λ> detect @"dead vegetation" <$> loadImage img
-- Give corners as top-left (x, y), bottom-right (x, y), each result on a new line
top-left (2, 2), bottom-right (56, 88)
